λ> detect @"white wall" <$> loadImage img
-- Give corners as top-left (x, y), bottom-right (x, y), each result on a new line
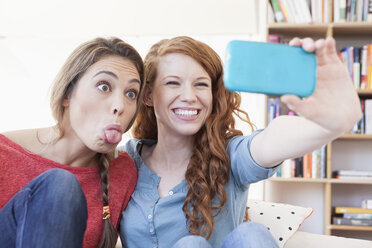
top-left (0, 0), bottom-right (267, 132)
top-left (0, 0), bottom-right (267, 200)
top-left (0, 0), bottom-right (258, 36)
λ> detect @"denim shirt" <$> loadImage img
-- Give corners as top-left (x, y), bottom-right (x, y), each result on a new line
top-left (119, 130), bottom-right (278, 248)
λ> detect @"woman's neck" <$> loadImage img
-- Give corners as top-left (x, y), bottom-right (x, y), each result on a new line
top-left (145, 133), bottom-right (193, 173)
top-left (37, 126), bottom-right (99, 167)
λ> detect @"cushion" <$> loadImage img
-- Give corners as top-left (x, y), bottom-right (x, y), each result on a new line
top-left (246, 200), bottom-right (313, 248)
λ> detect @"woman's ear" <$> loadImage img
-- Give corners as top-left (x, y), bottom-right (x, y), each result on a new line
top-left (62, 95), bottom-right (70, 107)
top-left (143, 86), bottom-right (153, 107)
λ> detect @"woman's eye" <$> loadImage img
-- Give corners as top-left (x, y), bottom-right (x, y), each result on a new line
top-left (196, 82), bottom-right (209, 87)
top-left (166, 81), bottom-right (179, 86)
top-left (126, 90), bottom-right (138, 100)
top-left (97, 82), bottom-right (111, 92)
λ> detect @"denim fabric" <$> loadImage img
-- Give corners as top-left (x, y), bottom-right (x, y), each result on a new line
top-left (172, 235), bottom-right (213, 248)
top-left (0, 169), bottom-right (88, 248)
top-left (120, 130), bottom-right (280, 248)
top-left (172, 222), bottom-right (279, 248)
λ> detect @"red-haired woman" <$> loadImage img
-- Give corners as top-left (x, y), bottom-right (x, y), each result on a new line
top-left (119, 36), bottom-right (361, 248)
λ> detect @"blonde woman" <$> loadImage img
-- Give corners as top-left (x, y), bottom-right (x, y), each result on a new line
top-left (0, 37), bottom-right (145, 248)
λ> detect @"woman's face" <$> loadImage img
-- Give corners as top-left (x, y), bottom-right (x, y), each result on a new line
top-left (63, 55), bottom-right (140, 153)
top-left (148, 53), bottom-right (213, 137)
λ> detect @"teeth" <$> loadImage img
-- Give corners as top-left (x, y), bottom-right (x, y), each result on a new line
top-left (174, 109), bottom-right (198, 116)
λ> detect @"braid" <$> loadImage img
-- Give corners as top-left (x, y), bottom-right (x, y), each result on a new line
top-left (97, 153), bottom-right (117, 248)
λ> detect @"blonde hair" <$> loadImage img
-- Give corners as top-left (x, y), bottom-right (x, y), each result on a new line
top-left (50, 37), bottom-right (144, 248)
top-left (132, 36), bottom-right (254, 238)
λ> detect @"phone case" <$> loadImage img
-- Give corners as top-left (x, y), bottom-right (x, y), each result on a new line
top-left (223, 40), bottom-right (316, 97)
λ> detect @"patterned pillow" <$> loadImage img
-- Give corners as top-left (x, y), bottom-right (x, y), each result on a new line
top-left (246, 200), bottom-right (313, 248)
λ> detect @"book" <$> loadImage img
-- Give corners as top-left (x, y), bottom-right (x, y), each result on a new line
top-left (364, 0), bottom-right (370, 21)
top-left (333, 216), bottom-right (372, 226)
top-left (268, 2), bottom-right (276, 24)
top-left (360, 100), bottom-right (365, 134)
top-left (267, 97), bottom-right (276, 125)
top-left (368, 0), bottom-right (372, 22)
top-left (343, 213), bottom-right (372, 219)
top-left (340, 0), bottom-right (347, 22)
top-left (365, 99), bottom-right (372, 134)
top-left (362, 199), bottom-right (372, 209)
top-left (356, 0), bottom-right (364, 21)
top-left (295, 157), bottom-right (303, 177)
top-left (334, 0), bottom-right (340, 22)
top-left (350, 0), bottom-right (356, 21)
top-left (312, 149), bottom-right (321, 179)
top-left (281, 159), bottom-right (292, 178)
top-left (324, 0), bottom-right (330, 22)
top-left (334, 170), bottom-right (372, 177)
top-left (353, 47), bottom-right (361, 89)
top-left (297, 0), bottom-right (312, 23)
top-left (282, 0), bottom-right (301, 23)
top-left (271, 0), bottom-right (285, 23)
top-left (278, 0), bottom-right (290, 22)
top-left (346, 0), bottom-right (352, 21)
top-left (360, 45), bottom-right (368, 89)
top-left (367, 44), bottom-right (372, 89)
top-left (311, 0), bottom-right (321, 23)
top-left (303, 153), bottom-right (312, 178)
top-left (268, 34), bottom-right (283, 44)
top-left (320, 145), bottom-right (327, 178)
top-left (335, 206), bottom-right (372, 214)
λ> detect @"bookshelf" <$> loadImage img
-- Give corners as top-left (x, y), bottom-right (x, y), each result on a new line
top-left (264, 0), bottom-right (372, 241)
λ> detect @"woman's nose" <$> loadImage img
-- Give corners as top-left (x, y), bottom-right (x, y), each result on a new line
top-left (180, 84), bottom-right (197, 102)
top-left (111, 95), bottom-right (124, 116)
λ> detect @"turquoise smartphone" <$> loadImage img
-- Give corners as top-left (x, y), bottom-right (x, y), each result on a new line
top-left (223, 40), bottom-right (317, 97)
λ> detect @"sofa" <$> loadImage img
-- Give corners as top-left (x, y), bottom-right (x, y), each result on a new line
top-left (247, 200), bottom-right (372, 248)
top-left (285, 231), bottom-right (372, 248)
top-left (116, 200), bottom-right (372, 247)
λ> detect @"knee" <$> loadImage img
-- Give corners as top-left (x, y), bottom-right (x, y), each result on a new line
top-left (39, 169), bottom-right (81, 193)
top-left (35, 169), bottom-right (86, 209)
top-left (236, 222), bottom-right (271, 237)
top-left (222, 222), bottom-right (278, 248)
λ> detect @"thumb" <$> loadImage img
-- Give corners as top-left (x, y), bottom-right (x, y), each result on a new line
top-left (280, 95), bottom-right (304, 114)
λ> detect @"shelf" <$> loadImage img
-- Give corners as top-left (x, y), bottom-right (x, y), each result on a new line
top-left (329, 179), bottom-right (372, 185)
top-left (267, 23), bottom-right (329, 37)
top-left (357, 89), bottom-right (372, 97)
top-left (329, 225), bottom-right (372, 231)
top-left (267, 22), bottom-right (372, 38)
top-left (332, 22), bottom-right (372, 36)
top-left (268, 178), bottom-right (372, 185)
top-left (337, 134), bottom-right (372, 140)
top-left (268, 177), bottom-right (327, 183)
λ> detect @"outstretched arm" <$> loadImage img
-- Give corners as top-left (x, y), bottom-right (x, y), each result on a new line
top-left (250, 37), bottom-right (362, 168)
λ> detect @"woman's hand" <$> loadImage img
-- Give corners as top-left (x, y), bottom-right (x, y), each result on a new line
top-left (281, 37), bottom-right (362, 135)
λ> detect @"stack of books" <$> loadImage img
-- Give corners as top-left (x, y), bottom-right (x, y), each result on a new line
top-left (333, 170), bottom-right (372, 180)
top-left (269, 0), bottom-right (372, 24)
top-left (333, 206), bottom-right (372, 226)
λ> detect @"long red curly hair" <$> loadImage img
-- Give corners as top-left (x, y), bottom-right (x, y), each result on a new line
top-left (132, 36), bottom-right (254, 239)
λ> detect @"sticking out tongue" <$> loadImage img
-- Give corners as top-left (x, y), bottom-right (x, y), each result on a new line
top-left (103, 129), bottom-right (122, 144)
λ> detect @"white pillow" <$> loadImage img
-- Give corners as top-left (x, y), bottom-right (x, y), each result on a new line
top-left (246, 200), bottom-right (313, 248)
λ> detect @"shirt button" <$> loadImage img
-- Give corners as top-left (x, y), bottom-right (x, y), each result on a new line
top-left (150, 204), bottom-right (154, 208)
top-left (150, 227), bottom-right (154, 233)
top-left (148, 214), bottom-right (153, 220)
top-left (169, 190), bottom-right (174, 196)
top-left (153, 239), bottom-right (157, 244)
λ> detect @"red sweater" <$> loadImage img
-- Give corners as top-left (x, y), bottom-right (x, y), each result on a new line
top-left (0, 134), bottom-right (137, 248)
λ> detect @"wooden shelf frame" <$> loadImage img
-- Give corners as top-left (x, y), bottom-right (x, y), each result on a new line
top-left (265, 0), bottom-right (372, 239)
top-left (329, 225), bottom-right (372, 232)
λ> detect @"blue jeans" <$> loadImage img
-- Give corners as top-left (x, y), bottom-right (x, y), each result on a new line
top-left (0, 169), bottom-right (88, 248)
top-left (172, 222), bottom-right (279, 248)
